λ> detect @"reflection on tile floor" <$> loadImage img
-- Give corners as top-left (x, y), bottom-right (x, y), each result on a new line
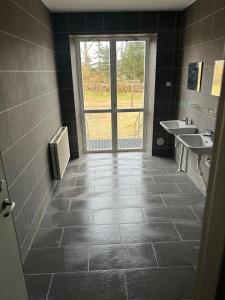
top-left (24, 153), bottom-right (205, 300)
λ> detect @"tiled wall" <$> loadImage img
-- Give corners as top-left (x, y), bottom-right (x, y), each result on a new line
top-left (0, 0), bottom-right (62, 259)
top-left (52, 11), bottom-right (181, 157)
top-left (177, 0), bottom-right (225, 191)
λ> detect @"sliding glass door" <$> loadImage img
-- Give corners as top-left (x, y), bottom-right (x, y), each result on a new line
top-left (78, 36), bottom-right (148, 152)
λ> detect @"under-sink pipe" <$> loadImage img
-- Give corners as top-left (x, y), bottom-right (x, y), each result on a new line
top-left (178, 143), bottom-right (184, 171)
top-left (177, 141), bottom-right (187, 172)
top-left (197, 154), bottom-right (207, 191)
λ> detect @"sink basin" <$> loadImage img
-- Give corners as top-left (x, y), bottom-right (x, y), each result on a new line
top-left (176, 134), bottom-right (213, 155)
top-left (160, 120), bottom-right (197, 135)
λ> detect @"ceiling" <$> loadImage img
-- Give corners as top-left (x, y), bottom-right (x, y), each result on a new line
top-left (42, 0), bottom-right (196, 12)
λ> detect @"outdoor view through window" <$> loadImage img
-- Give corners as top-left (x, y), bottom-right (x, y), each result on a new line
top-left (80, 40), bottom-right (146, 151)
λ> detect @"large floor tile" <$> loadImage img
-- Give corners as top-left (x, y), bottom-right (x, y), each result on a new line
top-left (95, 185), bottom-right (137, 196)
top-left (46, 198), bottom-right (71, 213)
top-left (191, 205), bottom-right (205, 221)
top-left (120, 223), bottom-right (180, 243)
top-left (31, 228), bottom-right (63, 248)
top-left (76, 178), bottom-right (115, 186)
top-left (25, 274), bottom-right (52, 300)
top-left (24, 153), bottom-right (204, 300)
top-left (61, 225), bottom-right (121, 246)
top-left (90, 243), bottom-right (157, 270)
top-left (153, 241), bottom-right (200, 267)
top-left (93, 208), bottom-right (144, 225)
top-left (136, 183), bottom-right (180, 195)
top-left (153, 174), bottom-right (192, 184)
top-left (143, 206), bottom-right (197, 222)
top-left (147, 159), bottom-right (178, 169)
top-left (23, 247), bottom-right (89, 274)
top-left (53, 186), bottom-right (95, 198)
top-left (70, 197), bottom-right (116, 210)
top-left (40, 211), bottom-right (92, 228)
top-left (174, 221), bottom-right (202, 240)
top-left (48, 270), bottom-right (127, 300)
top-left (131, 168), bottom-right (167, 176)
top-left (163, 193), bottom-right (205, 206)
top-left (115, 176), bottom-right (154, 185)
top-left (177, 183), bottom-right (201, 194)
top-left (126, 267), bottom-right (196, 300)
top-left (116, 195), bottom-right (164, 208)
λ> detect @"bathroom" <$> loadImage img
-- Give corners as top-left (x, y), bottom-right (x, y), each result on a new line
top-left (0, 0), bottom-right (225, 299)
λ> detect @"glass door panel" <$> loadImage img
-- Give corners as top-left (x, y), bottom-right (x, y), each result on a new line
top-left (80, 41), bottom-right (111, 110)
top-left (117, 112), bottom-right (144, 150)
top-left (116, 41), bottom-right (145, 109)
top-left (85, 113), bottom-right (112, 151)
top-left (78, 37), bottom-right (147, 152)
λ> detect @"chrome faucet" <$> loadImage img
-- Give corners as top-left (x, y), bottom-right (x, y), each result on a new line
top-left (203, 129), bottom-right (214, 139)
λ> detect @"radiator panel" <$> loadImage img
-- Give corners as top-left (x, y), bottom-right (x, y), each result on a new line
top-left (50, 127), bottom-right (70, 179)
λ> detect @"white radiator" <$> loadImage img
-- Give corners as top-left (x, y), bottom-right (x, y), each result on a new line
top-left (50, 127), bottom-right (70, 179)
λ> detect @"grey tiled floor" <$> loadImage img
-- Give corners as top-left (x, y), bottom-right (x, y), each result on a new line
top-left (23, 153), bottom-right (205, 300)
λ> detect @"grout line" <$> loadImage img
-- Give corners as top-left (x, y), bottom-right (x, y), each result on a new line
top-left (25, 240), bottom-right (200, 251)
top-left (124, 271), bottom-right (129, 300)
top-left (175, 183), bottom-right (183, 194)
top-left (15, 166), bottom-right (48, 220)
top-left (58, 228), bottom-right (65, 247)
top-left (45, 273), bottom-right (53, 300)
top-left (67, 199), bottom-right (72, 212)
top-left (118, 225), bottom-right (122, 244)
top-left (189, 206), bottom-right (200, 222)
top-left (160, 194), bottom-right (167, 207)
top-left (141, 208), bottom-right (146, 223)
top-left (183, 6), bottom-right (225, 30)
top-left (11, 0), bottom-right (52, 32)
top-left (22, 181), bottom-right (57, 262)
top-left (25, 265), bottom-right (196, 276)
top-left (164, 167), bottom-right (170, 175)
top-left (181, 35), bottom-right (225, 52)
top-left (151, 243), bottom-right (160, 267)
top-left (91, 209), bottom-right (94, 225)
top-left (151, 175), bottom-right (156, 184)
top-left (0, 28), bottom-right (54, 53)
top-left (3, 105), bottom-right (59, 157)
top-left (88, 247), bottom-right (91, 272)
top-left (172, 222), bottom-right (183, 242)
top-left (0, 89), bottom-right (58, 115)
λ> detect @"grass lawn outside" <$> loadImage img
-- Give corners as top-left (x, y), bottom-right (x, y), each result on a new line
top-left (83, 91), bottom-right (144, 140)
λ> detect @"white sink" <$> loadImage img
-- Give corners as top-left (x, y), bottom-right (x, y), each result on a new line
top-left (160, 120), bottom-right (197, 135)
top-left (176, 134), bottom-right (213, 155)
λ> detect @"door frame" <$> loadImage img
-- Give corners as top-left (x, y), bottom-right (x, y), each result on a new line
top-left (75, 34), bottom-right (150, 153)
top-left (194, 68), bottom-right (225, 299)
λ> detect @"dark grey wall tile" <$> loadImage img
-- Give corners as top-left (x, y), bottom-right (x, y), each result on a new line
top-left (103, 12), bottom-right (122, 33)
top-left (69, 13), bottom-right (86, 34)
top-left (177, 0), bottom-right (225, 190)
top-left (0, 0), bottom-right (62, 259)
top-left (122, 12), bottom-right (140, 32)
top-left (54, 33), bottom-right (70, 53)
top-left (52, 13), bottom-right (69, 32)
top-left (158, 11), bottom-right (177, 30)
top-left (140, 12), bottom-right (157, 32)
top-left (158, 31), bottom-right (176, 50)
top-left (157, 50), bottom-right (175, 69)
top-left (55, 53), bottom-right (72, 71)
top-left (86, 12), bottom-right (104, 33)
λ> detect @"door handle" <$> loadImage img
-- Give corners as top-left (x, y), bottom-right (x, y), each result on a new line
top-left (1, 198), bottom-right (15, 218)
